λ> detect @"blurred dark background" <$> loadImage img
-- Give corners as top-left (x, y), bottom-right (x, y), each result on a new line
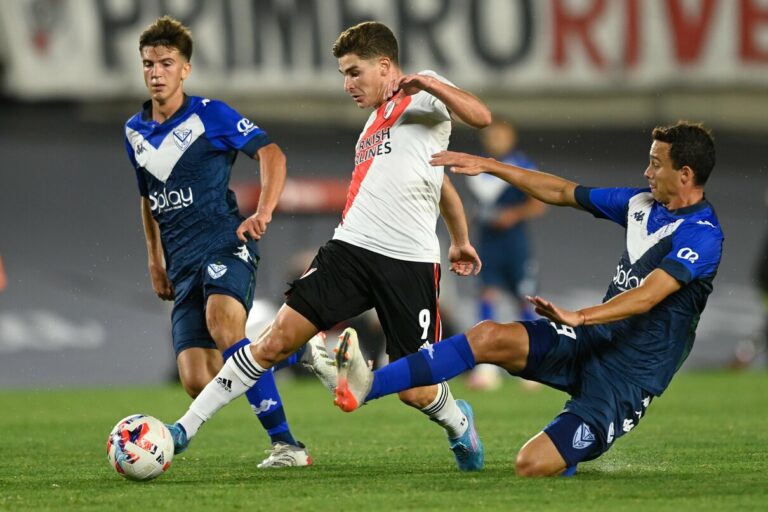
top-left (1, 0), bottom-right (766, 386)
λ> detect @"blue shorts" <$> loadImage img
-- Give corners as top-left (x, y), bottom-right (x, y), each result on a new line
top-left (170, 241), bottom-right (259, 356)
top-left (515, 319), bottom-right (654, 466)
top-left (478, 232), bottom-right (535, 297)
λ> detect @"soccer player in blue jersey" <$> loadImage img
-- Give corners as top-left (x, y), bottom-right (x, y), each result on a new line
top-left (123, 16), bottom-right (335, 469)
top-left (333, 121), bottom-right (723, 477)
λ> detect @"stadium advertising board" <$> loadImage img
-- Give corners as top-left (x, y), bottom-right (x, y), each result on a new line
top-left (1, 0), bottom-right (767, 99)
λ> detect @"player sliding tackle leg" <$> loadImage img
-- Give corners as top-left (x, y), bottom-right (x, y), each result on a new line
top-left (336, 121), bottom-right (723, 477)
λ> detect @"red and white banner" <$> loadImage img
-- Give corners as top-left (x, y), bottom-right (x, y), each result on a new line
top-left (1, 0), bottom-right (767, 99)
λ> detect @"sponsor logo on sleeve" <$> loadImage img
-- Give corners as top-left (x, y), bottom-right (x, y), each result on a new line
top-left (676, 247), bottom-right (699, 264)
top-left (237, 118), bottom-right (259, 136)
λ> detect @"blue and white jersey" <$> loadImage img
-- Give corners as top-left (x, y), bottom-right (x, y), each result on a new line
top-left (124, 95), bottom-right (270, 284)
top-left (467, 151), bottom-right (537, 216)
top-left (575, 186), bottom-right (724, 396)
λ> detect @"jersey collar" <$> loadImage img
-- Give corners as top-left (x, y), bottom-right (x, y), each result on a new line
top-left (140, 94), bottom-right (191, 125)
top-left (664, 198), bottom-right (710, 216)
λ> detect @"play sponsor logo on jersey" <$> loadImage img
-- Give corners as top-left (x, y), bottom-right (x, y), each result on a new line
top-left (613, 263), bottom-right (646, 291)
top-left (149, 187), bottom-right (194, 213)
top-left (355, 127), bottom-right (392, 165)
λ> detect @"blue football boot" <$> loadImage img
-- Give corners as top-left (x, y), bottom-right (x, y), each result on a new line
top-left (449, 399), bottom-right (484, 471)
top-left (165, 422), bottom-right (190, 454)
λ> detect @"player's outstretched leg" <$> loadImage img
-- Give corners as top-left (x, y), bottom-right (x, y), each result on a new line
top-left (448, 399), bottom-right (484, 471)
top-left (334, 328), bottom-right (372, 412)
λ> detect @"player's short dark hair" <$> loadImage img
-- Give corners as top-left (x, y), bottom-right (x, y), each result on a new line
top-left (139, 16), bottom-right (193, 61)
top-left (652, 121), bottom-right (715, 186)
top-left (332, 21), bottom-right (399, 64)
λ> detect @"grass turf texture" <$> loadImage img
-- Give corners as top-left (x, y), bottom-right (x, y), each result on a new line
top-left (1, 372), bottom-right (765, 511)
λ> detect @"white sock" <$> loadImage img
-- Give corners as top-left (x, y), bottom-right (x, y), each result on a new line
top-left (421, 382), bottom-right (468, 439)
top-left (178, 345), bottom-right (267, 438)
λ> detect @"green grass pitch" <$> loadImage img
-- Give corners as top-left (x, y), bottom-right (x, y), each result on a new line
top-left (1, 372), bottom-right (766, 511)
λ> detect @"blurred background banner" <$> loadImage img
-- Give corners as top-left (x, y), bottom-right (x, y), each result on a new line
top-left (0, 0), bottom-right (766, 388)
top-left (2, 0), bottom-right (768, 99)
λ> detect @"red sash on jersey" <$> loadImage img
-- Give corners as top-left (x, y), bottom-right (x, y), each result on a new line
top-left (341, 95), bottom-right (413, 222)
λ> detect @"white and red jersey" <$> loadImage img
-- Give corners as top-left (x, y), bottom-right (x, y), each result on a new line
top-left (333, 70), bottom-right (454, 263)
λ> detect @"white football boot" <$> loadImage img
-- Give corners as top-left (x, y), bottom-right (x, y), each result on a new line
top-left (300, 332), bottom-right (337, 393)
top-left (257, 442), bottom-right (312, 469)
top-left (333, 328), bottom-right (373, 412)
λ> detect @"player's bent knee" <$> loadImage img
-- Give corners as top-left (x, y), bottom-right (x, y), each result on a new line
top-left (467, 320), bottom-right (528, 371)
top-left (180, 377), bottom-right (208, 398)
top-left (253, 322), bottom-right (301, 365)
top-left (515, 451), bottom-right (552, 477)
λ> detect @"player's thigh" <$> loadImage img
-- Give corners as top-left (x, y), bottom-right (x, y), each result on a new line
top-left (171, 287), bottom-right (217, 356)
top-left (369, 257), bottom-right (442, 359)
top-left (516, 431), bottom-right (568, 477)
top-left (284, 240), bottom-right (373, 331)
top-left (176, 347), bottom-right (222, 397)
top-left (204, 293), bottom-right (247, 348)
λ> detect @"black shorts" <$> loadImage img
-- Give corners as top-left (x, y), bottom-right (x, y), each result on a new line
top-left (285, 240), bottom-right (442, 360)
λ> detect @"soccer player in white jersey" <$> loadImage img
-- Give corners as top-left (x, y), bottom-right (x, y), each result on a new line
top-left (166, 21), bottom-right (492, 471)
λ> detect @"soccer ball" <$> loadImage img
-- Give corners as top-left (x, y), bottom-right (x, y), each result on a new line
top-left (106, 414), bottom-right (174, 481)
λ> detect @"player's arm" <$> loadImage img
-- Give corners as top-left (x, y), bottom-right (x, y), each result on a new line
top-left (439, 174), bottom-right (481, 276)
top-left (491, 196), bottom-right (547, 229)
top-left (236, 143), bottom-right (287, 242)
top-left (528, 269), bottom-right (682, 327)
top-left (431, 151), bottom-right (580, 209)
top-left (140, 197), bottom-right (174, 300)
top-left (395, 74), bottom-right (491, 129)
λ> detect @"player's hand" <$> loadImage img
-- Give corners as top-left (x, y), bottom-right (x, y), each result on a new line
top-left (149, 264), bottom-right (174, 301)
top-left (382, 74), bottom-right (433, 101)
top-left (448, 243), bottom-right (482, 277)
top-left (526, 295), bottom-right (584, 327)
top-left (430, 151), bottom-right (491, 176)
top-left (237, 211), bottom-right (272, 241)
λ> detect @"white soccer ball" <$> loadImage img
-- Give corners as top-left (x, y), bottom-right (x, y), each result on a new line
top-left (106, 414), bottom-right (174, 481)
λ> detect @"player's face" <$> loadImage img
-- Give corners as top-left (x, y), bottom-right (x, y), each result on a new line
top-left (644, 141), bottom-right (680, 206)
top-left (480, 122), bottom-right (517, 159)
top-left (141, 45), bottom-right (190, 104)
top-left (338, 54), bottom-right (390, 109)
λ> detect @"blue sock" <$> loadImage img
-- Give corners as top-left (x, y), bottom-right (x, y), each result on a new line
top-left (366, 333), bottom-right (476, 402)
top-left (479, 298), bottom-right (495, 322)
top-left (272, 345), bottom-right (305, 371)
top-left (223, 338), bottom-right (297, 446)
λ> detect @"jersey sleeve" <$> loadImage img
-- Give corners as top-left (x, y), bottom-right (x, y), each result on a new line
top-left (659, 222), bottom-right (723, 284)
top-left (199, 100), bottom-right (271, 156)
top-left (575, 186), bottom-right (647, 227)
top-left (414, 70), bottom-right (453, 121)
top-left (124, 134), bottom-right (148, 197)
